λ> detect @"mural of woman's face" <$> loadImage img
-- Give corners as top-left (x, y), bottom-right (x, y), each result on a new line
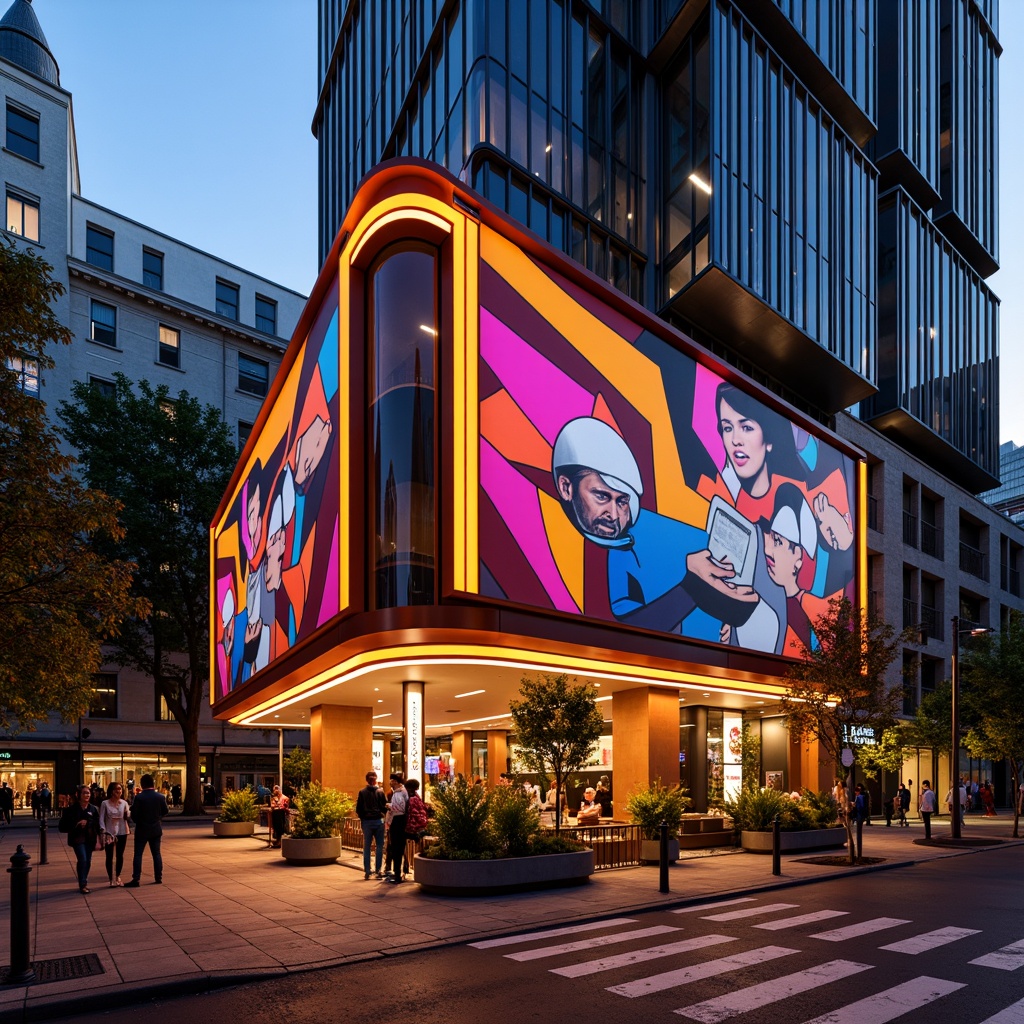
top-left (719, 397), bottom-right (771, 496)
top-left (246, 484), bottom-right (262, 548)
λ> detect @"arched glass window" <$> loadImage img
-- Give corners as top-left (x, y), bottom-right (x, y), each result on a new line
top-left (368, 246), bottom-right (438, 608)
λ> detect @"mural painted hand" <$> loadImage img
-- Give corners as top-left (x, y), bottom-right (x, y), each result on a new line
top-left (686, 550), bottom-right (759, 603)
top-left (811, 493), bottom-right (853, 551)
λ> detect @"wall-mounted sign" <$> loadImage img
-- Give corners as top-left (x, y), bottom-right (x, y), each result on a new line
top-left (842, 724), bottom-right (876, 746)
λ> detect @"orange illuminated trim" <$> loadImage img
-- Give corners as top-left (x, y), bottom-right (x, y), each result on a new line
top-left (230, 643), bottom-right (793, 726)
top-left (350, 208), bottom-right (453, 264)
top-left (336, 261), bottom-right (351, 613)
top-left (208, 524), bottom-right (216, 705)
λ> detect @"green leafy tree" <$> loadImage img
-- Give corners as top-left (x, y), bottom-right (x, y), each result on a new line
top-left (782, 596), bottom-right (916, 861)
top-left (906, 679), bottom-right (956, 755)
top-left (508, 673), bottom-right (604, 834)
top-left (0, 242), bottom-right (143, 731)
top-left (857, 726), bottom-right (909, 780)
top-left (283, 746), bottom-right (312, 789)
top-left (740, 721), bottom-right (761, 792)
top-left (960, 616), bottom-right (1024, 838)
top-left (59, 374), bottom-right (238, 815)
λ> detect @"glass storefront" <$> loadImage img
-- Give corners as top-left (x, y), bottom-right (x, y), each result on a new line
top-left (83, 753), bottom-right (203, 806)
top-left (0, 760), bottom-right (55, 809)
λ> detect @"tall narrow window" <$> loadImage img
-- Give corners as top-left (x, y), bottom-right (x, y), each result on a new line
top-left (255, 295), bottom-right (277, 334)
top-left (158, 325), bottom-right (180, 367)
top-left (143, 248), bottom-right (164, 290)
top-left (85, 224), bottom-right (114, 271)
top-left (6, 191), bottom-right (39, 241)
top-left (237, 420), bottom-right (254, 450)
top-left (90, 300), bottom-right (116, 346)
top-left (369, 246), bottom-right (438, 608)
top-left (89, 673), bottom-right (118, 718)
top-left (216, 279), bottom-right (240, 320)
top-left (6, 104), bottom-right (39, 162)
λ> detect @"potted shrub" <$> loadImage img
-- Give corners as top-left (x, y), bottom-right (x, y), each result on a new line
top-left (213, 787), bottom-right (260, 837)
top-left (624, 780), bottom-right (692, 863)
top-left (280, 782), bottom-right (353, 865)
top-left (726, 787), bottom-right (845, 852)
top-left (413, 778), bottom-right (593, 894)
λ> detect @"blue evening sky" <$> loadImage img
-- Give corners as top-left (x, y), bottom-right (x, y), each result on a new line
top-left (35, 1), bottom-right (1024, 444)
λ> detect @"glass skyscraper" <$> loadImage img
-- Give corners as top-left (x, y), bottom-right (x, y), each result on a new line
top-left (314, 0), bottom-right (999, 491)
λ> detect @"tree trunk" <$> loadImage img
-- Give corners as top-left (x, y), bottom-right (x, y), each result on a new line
top-left (181, 707), bottom-right (205, 816)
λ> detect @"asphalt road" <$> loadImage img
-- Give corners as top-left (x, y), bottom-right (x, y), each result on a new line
top-left (66, 845), bottom-right (1024, 1024)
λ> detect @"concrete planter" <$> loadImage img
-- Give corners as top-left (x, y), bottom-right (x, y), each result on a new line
top-left (413, 850), bottom-right (594, 895)
top-left (700, 817), bottom-right (725, 833)
top-left (680, 818), bottom-right (702, 835)
top-left (740, 826), bottom-right (846, 853)
top-left (640, 839), bottom-right (680, 864)
top-left (280, 835), bottom-right (342, 865)
top-left (212, 820), bottom-right (256, 838)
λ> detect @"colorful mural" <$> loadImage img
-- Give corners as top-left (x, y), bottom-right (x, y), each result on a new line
top-left (211, 279), bottom-right (341, 699)
top-left (478, 228), bottom-right (857, 659)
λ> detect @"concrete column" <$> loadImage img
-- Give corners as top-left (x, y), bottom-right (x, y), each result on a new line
top-left (487, 730), bottom-right (508, 786)
top-left (451, 731), bottom-right (471, 782)
top-left (613, 687), bottom-right (680, 814)
top-left (403, 681), bottom-right (425, 782)
top-left (310, 704), bottom-right (372, 798)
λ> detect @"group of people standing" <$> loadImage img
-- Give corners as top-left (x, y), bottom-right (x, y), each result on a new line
top-left (58, 774), bottom-right (168, 894)
top-left (355, 771), bottom-right (428, 883)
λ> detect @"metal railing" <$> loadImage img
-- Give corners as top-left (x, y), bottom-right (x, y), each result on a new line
top-left (902, 598), bottom-right (918, 630)
top-left (959, 542), bottom-right (988, 581)
top-left (1001, 563), bottom-right (1021, 597)
top-left (920, 604), bottom-right (943, 641)
top-left (920, 521), bottom-right (942, 558)
top-left (558, 822), bottom-right (644, 868)
top-left (903, 511), bottom-right (918, 547)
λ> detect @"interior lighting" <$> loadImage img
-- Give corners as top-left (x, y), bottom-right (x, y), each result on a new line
top-left (545, 143), bottom-right (552, 153)
top-left (419, 324), bottom-right (438, 336)
top-left (453, 689), bottom-right (485, 699)
top-left (372, 713), bottom-right (392, 720)
top-left (688, 172), bottom-right (713, 195)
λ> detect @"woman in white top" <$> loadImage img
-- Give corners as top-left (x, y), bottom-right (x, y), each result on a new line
top-left (98, 782), bottom-right (131, 887)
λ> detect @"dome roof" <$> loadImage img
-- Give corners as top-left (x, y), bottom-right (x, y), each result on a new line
top-left (0, 0), bottom-right (59, 86)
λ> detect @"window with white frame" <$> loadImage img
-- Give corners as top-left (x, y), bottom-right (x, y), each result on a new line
top-left (7, 354), bottom-right (39, 397)
top-left (6, 104), bottom-right (39, 162)
top-left (90, 299), bottom-right (116, 346)
top-left (237, 353), bottom-right (269, 396)
top-left (6, 191), bottom-right (39, 241)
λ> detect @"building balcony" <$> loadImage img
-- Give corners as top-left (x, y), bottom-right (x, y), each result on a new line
top-left (902, 598), bottom-right (918, 630)
top-left (920, 521), bottom-right (942, 559)
top-left (959, 543), bottom-right (988, 582)
top-left (920, 605), bottom-right (943, 642)
top-left (867, 494), bottom-right (879, 531)
top-left (903, 511), bottom-right (918, 548)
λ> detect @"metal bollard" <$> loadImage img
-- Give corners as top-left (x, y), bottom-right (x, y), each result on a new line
top-left (6, 845), bottom-right (35, 984)
top-left (658, 820), bottom-right (670, 894)
top-left (38, 816), bottom-right (48, 865)
top-left (772, 814), bottom-right (781, 876)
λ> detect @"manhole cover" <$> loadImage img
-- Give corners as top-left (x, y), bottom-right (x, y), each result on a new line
top-left (29, 954), bottom-right (104, 984)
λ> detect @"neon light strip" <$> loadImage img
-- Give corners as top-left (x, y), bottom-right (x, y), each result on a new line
top-left (350, 207), bottom-right (452, 264)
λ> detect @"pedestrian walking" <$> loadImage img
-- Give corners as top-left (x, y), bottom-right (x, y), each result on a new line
top-left (403, 778), bottom-right (429, 874)
top-left (919, 780), bottom-right (937, 839)
top-left (123, 773), bottom-right (168, 887)
top-left (355, 771), bottom-right (386, 879)
top-left (0, 781), bottom-right (13, 824)
top-left (99, 782), bottom-right (131, 886)
top-left (39, 781), bottom-right (52, 818)
top-left (852, 784), bottom-right (868, 858)
top-left (58, 784), bottom-right (100, 894)
top-left (269, 784), bottom-right (289, 848)
top-left (882, 792), bottom-right (894, 826)
top-left (896, 782), bottom-right (911, 827)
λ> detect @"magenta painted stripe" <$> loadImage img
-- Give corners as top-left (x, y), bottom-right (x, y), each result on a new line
top-left (480, 307), bottom-right (594, 446)
top-left (318, 516), bottom-right (340, 626)
top-left (480, 437), bottom-right (579, 613)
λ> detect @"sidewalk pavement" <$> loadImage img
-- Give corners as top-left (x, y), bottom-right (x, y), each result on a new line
top-left (0, 812), bottom-right (1020, 1022)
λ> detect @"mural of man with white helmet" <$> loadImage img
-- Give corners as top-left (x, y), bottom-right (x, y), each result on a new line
top-left (552, 417), bottom-right (780, 649)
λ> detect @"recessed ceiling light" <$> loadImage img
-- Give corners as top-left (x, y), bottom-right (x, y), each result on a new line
top-left (702, 693), bottom-right (710, 698)
top-left (454, 689), bottom-right (485, 699)
top-left (377, 699), bottom-right (383, 703)
top-left (372, 713), bottom-right (391, 720)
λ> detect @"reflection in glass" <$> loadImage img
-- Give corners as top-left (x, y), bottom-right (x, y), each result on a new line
top-left (370, 248), bottom-right (437, 608)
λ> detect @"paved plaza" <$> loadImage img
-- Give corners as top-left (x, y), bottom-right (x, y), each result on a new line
top-left (0, 813), bottom-right (1019, 1022)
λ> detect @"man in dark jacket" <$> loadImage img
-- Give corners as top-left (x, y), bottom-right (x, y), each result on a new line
top-left (124, 774), bottom-right (168, 887)
top-left (0, 781), bottom-right (13, 824)
top-left (355, 771), bottom-right (386, 879)
top-left (59, 785), bottom-right (101, 893)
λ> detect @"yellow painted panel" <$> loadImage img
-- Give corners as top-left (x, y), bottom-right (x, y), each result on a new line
top-left (538, 488), bottom-right (585, 611)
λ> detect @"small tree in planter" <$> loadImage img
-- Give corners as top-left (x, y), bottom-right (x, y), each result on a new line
top-left (509, 673), bottom-right (604, 835)
top-left (625, 780), bottom-right (691, 861)
top-left (214, 787), bottom-right (260, 836)
top-left (429, 776), bottom-right (492, 858)
top-left (282, 782), bottom-right (353, 864)
top-left (283, 746), bottom-right (312, 790)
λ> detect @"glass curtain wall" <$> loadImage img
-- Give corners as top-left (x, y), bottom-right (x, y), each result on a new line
top-left (369, 246), bottom-right (438, 608)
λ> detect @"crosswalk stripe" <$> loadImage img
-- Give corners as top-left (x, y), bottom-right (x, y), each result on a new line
top-left (608, 944), bottom-right (799, 998)
top-left (754, 910), bottom-right (850, 931)
top-left (812, 918), bottom-right (912, 942)
top-left (971, 938), bottom-right (1024, 971)
top-left (702, 902), bottom-right (799, 921)
top-left (505, 924), bottom-right (680, 962)
top-left (673, 898), bottom-right (758, 915)
top-left (469, 917), bottom-right (638, 948)
top-left (798, 975), bottom-right (965, 1023)
top-left (880, 926), bottom-right (981, 954)
top-left (673, 958), bottom-right (873, 1022)
top-left (978, 995), bottom-right (1024, 1023)
top-left (551, 934), bottom-right (737, 979)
